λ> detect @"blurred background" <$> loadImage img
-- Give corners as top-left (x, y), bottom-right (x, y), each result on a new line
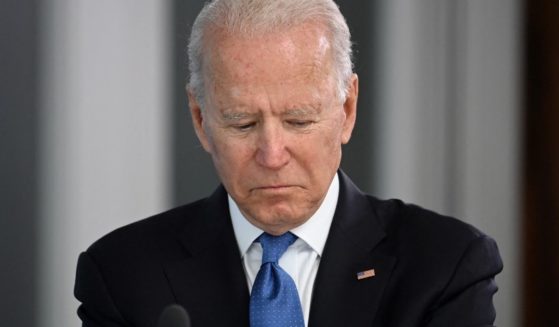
top-left (1, 0), bottom-right (557, 326)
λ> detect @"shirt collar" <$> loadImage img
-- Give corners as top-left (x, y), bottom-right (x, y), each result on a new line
top-left (230, 173), bottom-right (339, 257)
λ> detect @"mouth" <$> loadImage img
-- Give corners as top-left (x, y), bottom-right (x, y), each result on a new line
top-left (251, 185), bottom-right (298, 192)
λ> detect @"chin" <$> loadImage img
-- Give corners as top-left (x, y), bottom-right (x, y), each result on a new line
top-left (249, 205), bottom-right (310, 231)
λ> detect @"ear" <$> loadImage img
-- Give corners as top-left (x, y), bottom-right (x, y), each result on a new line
top-left (187, 88), bottom-right (213, 153)
top-left (341, 73), bottom-right (358, 144)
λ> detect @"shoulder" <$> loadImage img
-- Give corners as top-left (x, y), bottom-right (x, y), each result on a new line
top-left (369, 196), bottom-right (489, 249)
top-left (341, 196), bottom-right (502, 325)
top-left (337, 171), bottom-right (491, 253)
top-left (369, 196), bottom-right (488, 248)
top-left (74, 197), bottom-right (220, 326)
top-left (367, 197), bottom-right (502, 306)
top-left (366, 196), bottom-right (502, 287)
top-left (85, 197), bottom-right (208, 264)
top-left (364, 196), bottom-right (502, 283)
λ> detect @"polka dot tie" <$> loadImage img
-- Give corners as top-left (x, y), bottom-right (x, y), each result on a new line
top-left (249, 232), bottom-right (305, 327)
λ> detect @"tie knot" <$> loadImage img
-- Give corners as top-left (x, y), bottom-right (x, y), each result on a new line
top-left (257, 232), bottom-right (297, 264)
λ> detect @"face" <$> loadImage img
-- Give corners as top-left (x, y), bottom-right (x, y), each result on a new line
top-left (189, 23), bottom-right (358, 235)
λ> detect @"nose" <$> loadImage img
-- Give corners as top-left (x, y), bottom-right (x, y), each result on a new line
top-left (255, 123), bottom-right (291, 169)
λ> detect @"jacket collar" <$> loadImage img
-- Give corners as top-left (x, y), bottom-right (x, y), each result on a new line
top-left (308, 171), bottom-right (397, 327)
top-left (163, 186), bottom-right (250, 326)
top-left (164, 171), bottom-right (396, 326)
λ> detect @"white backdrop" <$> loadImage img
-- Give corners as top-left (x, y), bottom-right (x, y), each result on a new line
top-left (38, 1), bottom-right (171, 326)
top-left (371, 1), bottom-right (521, 327)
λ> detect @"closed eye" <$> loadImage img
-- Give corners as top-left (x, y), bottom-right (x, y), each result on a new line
top-left (287, 120), bottom-right (313, 128)
top-left (233, 122), bottom-right (256, 132)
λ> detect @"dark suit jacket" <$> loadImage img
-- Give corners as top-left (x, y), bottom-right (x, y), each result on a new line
top-left (74, 172), bottom-right (503, 327)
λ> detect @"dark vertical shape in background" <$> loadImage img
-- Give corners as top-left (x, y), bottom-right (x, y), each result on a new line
top-left (171, 0), bottom-right (378, 203)
top-left (0, 1), bottom-right (39, 326)
top-left (523, 0), bottom-right (559, 325)
top-left (336, 0), bottom-right (378, 193)
top-left (171, 0), bottom-right (218, 206)
top-left (442, 1), bottom-right (463, 216)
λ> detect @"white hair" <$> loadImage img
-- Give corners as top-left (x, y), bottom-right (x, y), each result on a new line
top-left (187, 0), bottom-right (354, 107)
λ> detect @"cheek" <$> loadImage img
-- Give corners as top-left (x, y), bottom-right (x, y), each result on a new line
top-left (293, 130), bottom-right (342, 173)
top-left (317, 120), bottom-right (343, 149)
top-left (313, 124), bottom-right (344, 167)
top-left (210, 136), bottom-right (255, 173)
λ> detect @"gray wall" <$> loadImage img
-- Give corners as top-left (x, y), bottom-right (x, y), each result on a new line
top-left (37, 1), bottom-right (171, 326)
top-left (369, 3), bottom-right (521, 326)
top-left (1, 1), bottom-right (39, 326)
top-left (171, 0), bottom-right (218, 206)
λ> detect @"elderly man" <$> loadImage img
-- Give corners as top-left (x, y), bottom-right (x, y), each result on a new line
top-left (74, 0), bottom-right (503, 326)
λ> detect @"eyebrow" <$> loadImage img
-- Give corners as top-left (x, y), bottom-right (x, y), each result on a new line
top-left (220, 111), bottom-right (257, 122)
top-left (220, 106), bottom-right (320, 122)
top-left (283, 108), bottom-right (319, 117)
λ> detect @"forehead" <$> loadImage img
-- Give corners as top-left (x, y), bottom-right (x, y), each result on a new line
top-left (203, 22), bottom-right (334, 92)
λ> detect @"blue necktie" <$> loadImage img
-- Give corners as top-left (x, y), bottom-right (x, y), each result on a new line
top-left (249, 232), bottom-right (305, 327)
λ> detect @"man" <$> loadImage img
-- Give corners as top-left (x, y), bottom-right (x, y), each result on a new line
top-left (74, 0), bottom-right (503, 326)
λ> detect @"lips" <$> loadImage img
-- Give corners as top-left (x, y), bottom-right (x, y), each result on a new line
top-left (251, 185), bottom-right (298, 192)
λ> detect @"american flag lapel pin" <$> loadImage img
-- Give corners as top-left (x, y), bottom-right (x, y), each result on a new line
top-left (357, 268), bottom-right (376, 280)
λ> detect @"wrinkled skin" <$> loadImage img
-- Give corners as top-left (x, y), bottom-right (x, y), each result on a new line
top-left (189, 22), bottom-right (358, 235)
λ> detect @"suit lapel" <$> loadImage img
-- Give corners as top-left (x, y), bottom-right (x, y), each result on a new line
top-left (160, 173), bottom-right (396, 326)
top-left (162, 187), bottom-right (250, 326)
top-left (309, 172), bottom-right (397, 327)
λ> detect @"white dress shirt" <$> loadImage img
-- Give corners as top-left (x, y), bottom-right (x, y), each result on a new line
top-left (229, 173), bottom-right (339, 325)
